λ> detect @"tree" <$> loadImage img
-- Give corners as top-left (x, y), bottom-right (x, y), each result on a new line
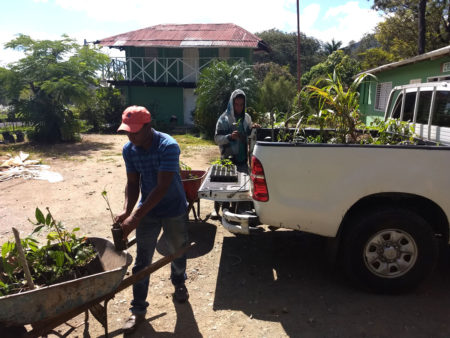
top-left (253, 29), bottom-right (325, 77)
top-left (78, 85), bottom-right (126, 132)
top-left (256, 63), bottom-right (297, 114)
top-left (373, 0), bottom-right (449, 57)
top-left (194, 61), bottom-right (258, 139)
top-left (0, 67), bottom-right (21, 106)
top-left (358, 47), bottom-right (397, 70)
top-left (301, 50), bottom-right (361, 88)
top-left (4, 34), bottom-right (109, 142)
top-left (324, 39), bottom-right (343, 55)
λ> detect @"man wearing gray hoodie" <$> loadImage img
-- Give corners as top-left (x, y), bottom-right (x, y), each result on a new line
top-left (214, 89), bottom-right (257, 172)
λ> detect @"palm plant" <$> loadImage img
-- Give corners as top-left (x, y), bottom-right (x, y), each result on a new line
top-left (305, 71), bottom-right (375, 143)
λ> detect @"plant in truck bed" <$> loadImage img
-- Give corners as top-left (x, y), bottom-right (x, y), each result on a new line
top-left (0, 207), bottom-right (97, 296)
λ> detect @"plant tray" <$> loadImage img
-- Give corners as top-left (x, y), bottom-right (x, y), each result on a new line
top-left (209, 164), bottom-right (238, 182)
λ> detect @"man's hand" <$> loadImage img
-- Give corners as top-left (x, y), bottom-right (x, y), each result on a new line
top-left (252, 123), bottom-right (261, 129)
top-left (114, 210), bottom-right (129, 224)
top-left (230, 130), bottom-right (240, 140)
top-left (120, 214), bottom-right (140, 239)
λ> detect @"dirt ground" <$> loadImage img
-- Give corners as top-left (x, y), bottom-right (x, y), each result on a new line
top-left (1, 134), bottom-right (450, 338)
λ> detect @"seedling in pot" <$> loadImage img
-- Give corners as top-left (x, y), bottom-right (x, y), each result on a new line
top-left (102, 190), bottom-right (128, 250)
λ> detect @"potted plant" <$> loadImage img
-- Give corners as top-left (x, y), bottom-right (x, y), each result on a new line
top-left (210, 158), bottom-right (237, 182)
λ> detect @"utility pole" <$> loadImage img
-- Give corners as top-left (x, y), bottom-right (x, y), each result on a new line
top-left (296, 0), bottom-right (301, 92)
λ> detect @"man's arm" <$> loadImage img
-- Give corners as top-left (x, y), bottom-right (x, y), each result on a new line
top-left (120, 171), bottom-right (175, 238)
top-left (214, 116), bottom-right (233, 145)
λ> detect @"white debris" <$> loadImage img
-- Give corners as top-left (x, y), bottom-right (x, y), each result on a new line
top-left (0, 152), bottom-right (63, 183)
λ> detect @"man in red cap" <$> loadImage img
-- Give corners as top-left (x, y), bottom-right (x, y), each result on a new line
top-left (115, 105), bottom-right (189, 333)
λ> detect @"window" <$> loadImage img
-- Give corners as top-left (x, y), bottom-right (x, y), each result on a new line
top-left (375, 82), bottom-right (392, 111)
top-left (416, 91), bottom-right (433, 124)
top-left (433, 91), bottom-right (450, 127)
top-left (402, 92), bottom-right (416, 122)
top-left (428, 75), bottom-right (450, 82)
top-left (392, 94), bottom-right (402, 119)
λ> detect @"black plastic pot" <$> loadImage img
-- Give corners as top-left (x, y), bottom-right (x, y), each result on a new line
top-left (1, 131), bottom-right (15, 144)
top-left (15, 131), bottom-right (24, 142)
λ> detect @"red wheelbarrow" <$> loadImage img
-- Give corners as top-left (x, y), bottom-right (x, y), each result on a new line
top-left (180, 170), bottom-right (206, 221)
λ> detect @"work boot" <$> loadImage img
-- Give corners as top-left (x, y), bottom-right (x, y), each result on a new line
top-left (122, 313), bottom-right (145, 334)
top-left (173, 284), bottom-right (189, 303)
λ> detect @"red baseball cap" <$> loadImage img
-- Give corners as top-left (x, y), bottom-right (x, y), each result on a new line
top-left (117, 106), bottom-right (152, 133)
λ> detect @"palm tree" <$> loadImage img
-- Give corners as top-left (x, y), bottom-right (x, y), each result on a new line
top-left (324, 39), bottom-right (343, 55)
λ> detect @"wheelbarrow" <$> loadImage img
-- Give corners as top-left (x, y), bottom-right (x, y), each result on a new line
top-left (180, 170), bottom-right (206, 221)
top-left (0, 237), bottom-right (193, 337)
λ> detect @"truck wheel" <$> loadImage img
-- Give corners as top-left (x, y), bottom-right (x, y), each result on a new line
top-left (342, 207), bottom-right (438, 293)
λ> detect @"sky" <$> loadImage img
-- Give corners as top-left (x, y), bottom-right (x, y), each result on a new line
top-left (0, 0), bottom-right (385, 66)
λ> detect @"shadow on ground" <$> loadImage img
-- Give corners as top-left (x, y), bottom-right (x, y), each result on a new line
top-left (96, 301), bottom-right (202, 338)
top-left (213, 229), bottom-right (450, 337)
top-left (156, 220), bottom-right (217, 259)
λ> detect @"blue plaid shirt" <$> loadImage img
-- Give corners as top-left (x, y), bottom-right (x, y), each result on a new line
top-left (122, 130), bottom-right (187, 218)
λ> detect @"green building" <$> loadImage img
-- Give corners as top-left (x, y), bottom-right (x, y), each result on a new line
top-left (358, 46), bottom-right (450, 124)
top-left (97, 24), bottom-right (269, 128)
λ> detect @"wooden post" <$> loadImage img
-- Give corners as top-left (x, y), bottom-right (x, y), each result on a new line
top-left (12, 227), bottom-right (35, 290)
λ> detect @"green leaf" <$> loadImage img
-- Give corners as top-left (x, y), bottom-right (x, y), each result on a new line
top-left (46, 232), bottom-right (59, 241)
top-left (50, 250), bottom-right (65, 267)
top-left (45, 213), bottom-right (52, 225)
top-left (64, 252), bottom-right (73, 265)
top-left (31, 224), bottom-right (45, 235)
top-left (35, 208), bottom-right (45, 224)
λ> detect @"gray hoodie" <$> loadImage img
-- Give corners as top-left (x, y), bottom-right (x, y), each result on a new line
top-left (214, 89), bottom-right (253, 163)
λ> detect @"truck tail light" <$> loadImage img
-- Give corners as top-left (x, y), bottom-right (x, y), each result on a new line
top-left (251, 156), bottom-right (269, 202)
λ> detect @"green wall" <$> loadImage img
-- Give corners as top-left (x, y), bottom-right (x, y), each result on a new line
top-left (359, 56), bottom-right (450, 124)
top-left (230, 48), bottom-right (252, 62)
top-left (122, 86), bottom-right (184, 126)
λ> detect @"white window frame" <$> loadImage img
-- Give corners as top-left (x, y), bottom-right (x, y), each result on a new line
top-left (375, 82), bottom-right (392, 111)
top-left (427, 75), bottom-right (450, 82)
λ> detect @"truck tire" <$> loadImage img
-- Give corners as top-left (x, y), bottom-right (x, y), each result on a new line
top-left (342, 207), bottom-right (438, 293)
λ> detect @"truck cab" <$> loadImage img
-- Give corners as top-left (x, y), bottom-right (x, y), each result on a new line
top-left (385, 81), bottom-right (450, 145)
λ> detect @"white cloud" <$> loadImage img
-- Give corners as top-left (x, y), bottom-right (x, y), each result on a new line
top-left (54, 0), bottom-right (298, 33)
top-left (310, 1), bottom-right (383, 46)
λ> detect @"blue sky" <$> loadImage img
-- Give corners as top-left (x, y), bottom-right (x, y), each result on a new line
top-left (0, 0), bottom-right (384, 66)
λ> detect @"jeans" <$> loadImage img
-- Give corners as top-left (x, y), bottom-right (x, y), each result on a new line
top-left (130, 213), bottom-right (188, 315)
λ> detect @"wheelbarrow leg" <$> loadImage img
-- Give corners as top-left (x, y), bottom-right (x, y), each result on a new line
top-left (89, 298), bottom-right (111, 337)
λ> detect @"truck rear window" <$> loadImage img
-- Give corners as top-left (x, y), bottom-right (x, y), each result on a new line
top-left (416, 91), bottom-right (432, 124)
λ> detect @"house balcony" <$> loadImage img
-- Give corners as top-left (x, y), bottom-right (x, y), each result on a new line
top-left (101, 57), bottom-right (246, 87)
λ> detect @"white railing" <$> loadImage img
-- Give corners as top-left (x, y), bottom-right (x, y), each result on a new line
top-left (102, 57), bottom-right (246, 84)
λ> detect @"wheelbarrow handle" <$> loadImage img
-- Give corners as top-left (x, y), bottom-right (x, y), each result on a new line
top-left (115, 242), bottom-right (195, 293)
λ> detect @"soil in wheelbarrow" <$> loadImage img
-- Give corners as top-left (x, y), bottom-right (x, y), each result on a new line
top-left (2, 134), bottom-right (450, 337)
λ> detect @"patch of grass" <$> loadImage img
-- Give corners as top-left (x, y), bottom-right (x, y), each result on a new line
top-left (173, 133), bottom-right (215, 152)
top-left (101, 151), bottom-right (122, 157)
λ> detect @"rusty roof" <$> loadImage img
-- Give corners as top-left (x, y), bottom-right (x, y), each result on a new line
top-left (96, 23), bottom-right (270, 51)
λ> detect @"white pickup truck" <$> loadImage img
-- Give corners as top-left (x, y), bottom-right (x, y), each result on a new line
top-left (211, 136), bottom-right (450, 293)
